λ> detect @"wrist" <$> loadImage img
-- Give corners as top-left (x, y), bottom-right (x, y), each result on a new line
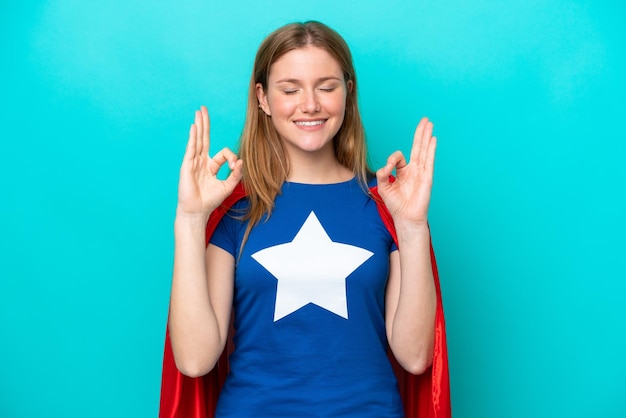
top-left (175, 203), bottom-right (215, 220)
top-left (394, 219), bottom-right (430, 240)
top-left (174, 209), bottom-right (211, 227)
top-left (174, 215), bottom-right (209, 245)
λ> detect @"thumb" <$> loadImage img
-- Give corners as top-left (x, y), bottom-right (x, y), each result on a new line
top-left (223, 159), bottom-right (243, 190)
top-left (376, 163), bottom-right (393, 191)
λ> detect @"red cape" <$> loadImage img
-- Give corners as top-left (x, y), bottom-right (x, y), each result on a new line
top-left (159, 182), bottom-right (451, 417)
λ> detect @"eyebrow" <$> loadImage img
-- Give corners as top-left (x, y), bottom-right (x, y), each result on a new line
top-left (274, 76), bottom-right (343, 84)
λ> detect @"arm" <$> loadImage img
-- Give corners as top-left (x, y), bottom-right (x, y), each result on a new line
top-left (377, 117), bottom-right (437, 375)
top-left (168, 106), bottom-right (243, 377)
top-left (385, 228), bottom-right (436, 375)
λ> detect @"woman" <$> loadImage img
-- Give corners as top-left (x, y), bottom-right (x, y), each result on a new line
top-left (161, 21), bottom-right (450, 417)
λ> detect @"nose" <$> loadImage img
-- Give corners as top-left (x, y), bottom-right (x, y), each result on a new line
top-left (300, 89), bottom-right (320, 113)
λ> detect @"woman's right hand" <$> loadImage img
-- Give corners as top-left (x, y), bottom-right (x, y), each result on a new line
top-left (176, 106), bottom-right (243, 218)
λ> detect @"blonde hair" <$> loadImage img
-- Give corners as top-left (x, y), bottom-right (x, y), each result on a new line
top-left (238, 21), bottom-right (371, 232)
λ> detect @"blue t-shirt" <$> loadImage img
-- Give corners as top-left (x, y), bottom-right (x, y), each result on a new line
top-left (209, 177), bottom-right (403, 417)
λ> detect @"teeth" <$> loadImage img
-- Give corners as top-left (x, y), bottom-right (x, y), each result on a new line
top-left (295, 120), bottom-right (324, 127)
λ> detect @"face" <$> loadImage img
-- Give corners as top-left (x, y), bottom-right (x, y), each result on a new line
top-left (256, 46), bottom-right (352, 160)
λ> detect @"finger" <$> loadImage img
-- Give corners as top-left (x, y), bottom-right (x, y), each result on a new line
top-left (386, 150), bottom-right (408, 171)
top-left (201, 106), bottom-right (210, 156)
top-left (409, 117), bottom-right (428, 163)
top-left (418, 120), bottom-right (434, 168)
top-left (376, 165), bottom-right (392, 190)
top-left (184, 124), bottom-right (197, 162)
top-left (209, 147), bottom-right (239, 173)
top-left (223, 159), bottom-right (244, 190)
top-left (194, 110), bottom-right (203, 156)
top-left (377, 151), bottom-right (406, 187)
top-left (425, 135), bottom-right (437, 174)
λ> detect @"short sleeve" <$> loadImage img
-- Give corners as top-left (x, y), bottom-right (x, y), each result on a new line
top-left (208, 210), bottom-right (241, 257)
top-left (367, 176), bottom-right (398, 253)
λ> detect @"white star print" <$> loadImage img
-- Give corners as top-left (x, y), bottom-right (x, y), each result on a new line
top-left (251, 211), bottom-right (374, 321)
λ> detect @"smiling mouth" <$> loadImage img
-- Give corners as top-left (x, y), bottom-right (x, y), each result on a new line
top-left (294, 120), bottom-right (326, 127)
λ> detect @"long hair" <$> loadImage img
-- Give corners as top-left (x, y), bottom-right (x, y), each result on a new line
top-left (238, 21), bottom-right (371, 233)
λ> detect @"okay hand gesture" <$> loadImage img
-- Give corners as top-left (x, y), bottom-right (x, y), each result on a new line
top-left (177, 106), bottom-right (243, 218)
top-left (376, 117), bottom-right (436, 226)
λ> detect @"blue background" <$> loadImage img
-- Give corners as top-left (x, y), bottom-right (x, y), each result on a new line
top-left (1, 1), bottom-right (624, 417)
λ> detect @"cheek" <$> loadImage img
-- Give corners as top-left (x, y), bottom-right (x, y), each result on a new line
top-left (324, 93), bottom-right (348, 115)
top-left (329, 103), bottom-right (347, 125)
top-left (268, 95), bottom-right (297, 117)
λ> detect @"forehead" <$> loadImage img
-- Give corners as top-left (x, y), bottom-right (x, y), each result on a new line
top-left (268, 46), bottom-right (343, 81)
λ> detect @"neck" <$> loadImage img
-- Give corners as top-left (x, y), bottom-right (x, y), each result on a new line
top-left (285, 148), bottom-right (354, 184)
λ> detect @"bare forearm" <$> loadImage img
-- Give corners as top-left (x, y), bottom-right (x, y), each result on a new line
top-left (388, 222), bottom-right (436, 375)
top-left (169, 215), bottom-right (224, 377)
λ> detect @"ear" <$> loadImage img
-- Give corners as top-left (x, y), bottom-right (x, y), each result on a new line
top-left (346, 79), bottom-right (354, 94)
top-left (256, 83), bottom-right (271, 116)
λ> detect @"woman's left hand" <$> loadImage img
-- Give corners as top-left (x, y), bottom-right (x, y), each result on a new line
top-left (376, 117), bottom-right (436, 226)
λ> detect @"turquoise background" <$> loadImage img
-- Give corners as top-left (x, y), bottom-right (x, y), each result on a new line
top-left (1, 1), bottom-right (624, 417)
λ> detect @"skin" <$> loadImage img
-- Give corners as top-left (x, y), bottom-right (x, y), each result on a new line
top-left (169, 46), bottom-right (436, 377)
top-left (256, 46), bottom-right (354, 183)
top-left (378, 117), bottom-right (437, 374)
top-left (169, 107), bottom-right (242, 376)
